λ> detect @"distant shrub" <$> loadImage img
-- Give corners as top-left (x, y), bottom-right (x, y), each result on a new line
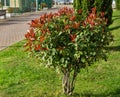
top-left (7, 7), bottom-right (20, 13)
top-left (7, 7), bottom-right (14, 13)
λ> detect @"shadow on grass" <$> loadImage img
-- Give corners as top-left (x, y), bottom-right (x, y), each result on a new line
top-left (72, 88), bottom-right (120, 97)
top-left (109, 25), bottom-right (120, 31)
top-left (109, 15), bottom-right (120, 31)
top-left (112, 15), bottom-right (120, 17)
top-left (105, 46), bottom-right (120, 51)
top-left (112, 15), bottom-right (120, 21)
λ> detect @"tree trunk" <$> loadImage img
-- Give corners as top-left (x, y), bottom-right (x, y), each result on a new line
top-left (62, 69), bottom-right (77, 95)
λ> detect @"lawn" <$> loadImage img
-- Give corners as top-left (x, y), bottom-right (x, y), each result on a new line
top-left (0, 10), bottom-right (120, 97)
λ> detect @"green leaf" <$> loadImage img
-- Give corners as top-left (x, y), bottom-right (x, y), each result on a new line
top-left (60, 58), bottom-right (65, 63)
top-left (81, 58), bottom-right (85, 63)
top-left (58, 31), bottom-right (63, 36)
top-left (51, 48), bottom-right (56, 55)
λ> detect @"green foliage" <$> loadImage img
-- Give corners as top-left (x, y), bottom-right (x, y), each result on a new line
top-left (116, 0), bottom-right (120, 10)
top-left (73, 0), bottom-right (81, 11)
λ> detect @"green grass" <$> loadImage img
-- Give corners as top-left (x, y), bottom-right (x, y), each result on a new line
top-left (0, 10), bottom-right (120, 97)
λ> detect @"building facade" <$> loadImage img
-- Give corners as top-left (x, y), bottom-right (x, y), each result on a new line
top-left (0, 0), bottom-right (10, 6)
top-left (0, 0), bottom-right (52, 12)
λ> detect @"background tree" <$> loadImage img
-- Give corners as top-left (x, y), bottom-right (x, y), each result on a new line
top-left (0, 2), bottom-right (3, 10)
top-left (74, 0), bottom-right (113, 26)
top-left (116, 0), bottom-right (120, 10)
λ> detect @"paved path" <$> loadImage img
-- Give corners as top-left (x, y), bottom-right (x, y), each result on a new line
top-left (0, 8), bottom-right (59, 51)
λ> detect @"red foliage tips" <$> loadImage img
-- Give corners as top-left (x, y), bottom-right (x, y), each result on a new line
top-left (35, 44), bottom-right (41, 51)
top-left (58, 7), bottom-right (74, 16)
top-left (64, 25), bottom-right (70, 30)
top-left (70, 15), bottom-right (76, 21)
top-left (83, 7), bottom-right (105, 28)
top-left (34, 44), bottom-right (48, 51)
top-left (25, 28), bottom-right (36, 41)
top-left (89, 13), bottom-right (97, 20)
top-left (91, 7), bottom-right (96, 14)
top-left (29, 19), bottom-right (43, 28)
top-left (47, 12), bottom-right (54, 19)
top-left (28, 12), bottom-right (57, 29)
top-left (69, 34), bottom-right (76, 42)
top-left (73, 22), bottom-right (80, 29)
top-left (40, 36), bottom-right (45, 43)
top-left (77, 9), bottom-right (82, 14)
top-left (100, 12), bottom-right (105, 18)
top-left (41, 28), bottom-right (50, 34)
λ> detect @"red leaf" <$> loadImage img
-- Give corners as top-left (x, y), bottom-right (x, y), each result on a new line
top-left (41, 48), bottom-right (48, 50)
top-left (25, 32), bottom-right (30, 39)
top-left (70, 16), bottom-right (76, 21)
top-left (91, 7), bottom-right (96, 14)
top-left (35, 44), bottom-right (41, 51)
top-left (78, 9), bottom-right (82, 14)
top-left (30, 19), bottom-right (39, 27)
top-left (90, 21), bottom-right (95, 27)
top-left (29, 29), bottom-right (35, 37)
top-left (69, 34), bottom-right (76, 42)
top-left (40, 36), bottom-right (45, 43)
top-left (73, 22), bottom-right (80, 29)
top-left (100, 12), bottom-right (105, 17)
top-left (64, 25), bottom-right (70, 30)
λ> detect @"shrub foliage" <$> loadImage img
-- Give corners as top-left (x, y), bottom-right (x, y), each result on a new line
top-left (24, 7), bottom-right (113, 95)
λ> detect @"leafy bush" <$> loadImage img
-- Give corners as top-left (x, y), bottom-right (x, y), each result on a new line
top-left (7, 7), bottom-right (20, 13)
top-left (7, 7), bottom-right (14, 13)
top-left (24, 7), bottom-right (113, 95)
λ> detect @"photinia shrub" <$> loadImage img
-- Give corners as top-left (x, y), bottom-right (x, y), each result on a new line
top-left (24, 7), bottom-right (113, 95)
